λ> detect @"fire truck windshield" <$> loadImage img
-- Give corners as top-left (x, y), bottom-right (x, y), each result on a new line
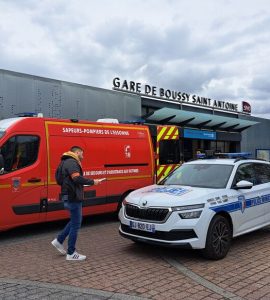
top-left (0, 118), bottom-right (21, 139)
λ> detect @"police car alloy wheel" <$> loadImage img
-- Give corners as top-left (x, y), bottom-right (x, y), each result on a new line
top-left (201, 215), bottom-right (232, 260)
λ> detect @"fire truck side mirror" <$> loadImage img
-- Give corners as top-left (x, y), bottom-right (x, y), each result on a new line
top-left (0, 153), bottom-right (4, 174)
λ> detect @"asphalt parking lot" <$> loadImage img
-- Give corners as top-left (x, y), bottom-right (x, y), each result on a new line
top-left (0, 214), bottom-right (269, 300)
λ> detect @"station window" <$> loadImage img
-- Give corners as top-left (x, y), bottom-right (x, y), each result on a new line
top-left (159, 140), bottom-right (180, 165)
top-left (0, 135), bottom-right (40, 173)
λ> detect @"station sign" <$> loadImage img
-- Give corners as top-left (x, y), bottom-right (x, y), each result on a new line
top-left (242, 101), bottom-right (251, 114)
top-left (184, 129), bottom-right (216, 140)
top-left (112, 77), bottom-right (250, 114)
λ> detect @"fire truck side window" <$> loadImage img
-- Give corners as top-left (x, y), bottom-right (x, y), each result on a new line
top-left (0, 135), bottom-right (40, 173)
top-left (159, 140), bottom-right (180, 165)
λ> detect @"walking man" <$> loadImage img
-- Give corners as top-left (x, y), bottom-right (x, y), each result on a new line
top-left (51, 146), bottom-right (104, 261)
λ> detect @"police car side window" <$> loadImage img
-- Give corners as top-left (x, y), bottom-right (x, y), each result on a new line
top-left (233, 163), bottom-right (257, 186)
top-left (0, 135), bottom-right (40, 173)
top-left (254, 163), bottom-right (270, 184)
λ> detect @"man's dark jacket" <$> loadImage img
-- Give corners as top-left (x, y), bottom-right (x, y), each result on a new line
top-left (60, 151), bottom-right (94, 202)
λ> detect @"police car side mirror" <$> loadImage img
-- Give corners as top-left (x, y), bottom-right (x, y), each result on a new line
top-left (233, 180), bottom-right (253, 190)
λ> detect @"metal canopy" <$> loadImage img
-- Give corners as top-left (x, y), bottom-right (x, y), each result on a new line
top-left (144, 108), bottom-right (258, 132)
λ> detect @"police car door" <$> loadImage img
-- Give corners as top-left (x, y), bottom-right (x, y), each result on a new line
top-left (232, 162), bottom-right (265, 235)
top-left (253, 163), bottom-right (270, 226)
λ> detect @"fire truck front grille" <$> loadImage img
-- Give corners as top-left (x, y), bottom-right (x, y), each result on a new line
top-left (125, 204), bottom-right (170, 222)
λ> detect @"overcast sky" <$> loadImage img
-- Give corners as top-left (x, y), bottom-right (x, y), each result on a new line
top-left (0, 0), bottom-right (270, 118)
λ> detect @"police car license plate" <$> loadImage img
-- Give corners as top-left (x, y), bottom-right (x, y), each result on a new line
top-left (129, 220), bottom-right (155, 233)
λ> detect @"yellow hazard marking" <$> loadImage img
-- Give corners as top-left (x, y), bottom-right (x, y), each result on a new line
top-left (22, 182), bottom-right (45, 187)
top-left (166, 126), bottom-right (175, 137)
top-left (157, 127), bottom-right (167, 142)
top-left (50, 175), bottom-right (152, 185)
top-left (0, 184), bottom-right (11, 189)
top-left (146, 129), bottom-right (155, 180)
top-left (164, 166), bottom-right (173, 177)
top-left (45, 121), bottom-right (148, 131)
top-left (45, 122), bottom-right (52, 183)
top-left (158, 126), bottom-right (179, 141)
top-left (157, 166), bottom-right (164, 176)
top-left (0, 182), bottom-right (45, 188)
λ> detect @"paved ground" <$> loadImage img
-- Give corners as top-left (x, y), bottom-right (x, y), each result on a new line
top-left (0, 214), bottom-right (269, 299)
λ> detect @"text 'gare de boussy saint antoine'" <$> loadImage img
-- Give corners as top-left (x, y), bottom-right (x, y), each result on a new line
top-left (112, 77), bottom-right (238, 112)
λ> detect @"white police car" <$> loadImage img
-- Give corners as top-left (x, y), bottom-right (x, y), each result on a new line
top-left (119, 158), bottom-right (270, 259)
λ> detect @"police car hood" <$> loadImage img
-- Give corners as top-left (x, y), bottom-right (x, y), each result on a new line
top-left (127, 184), bottom-right (221, 207)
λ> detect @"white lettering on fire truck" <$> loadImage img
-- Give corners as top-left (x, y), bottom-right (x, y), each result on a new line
top-left (84, 169), bottom-right (139, 176)
top-left (62, 127), bottom-right (130, 136)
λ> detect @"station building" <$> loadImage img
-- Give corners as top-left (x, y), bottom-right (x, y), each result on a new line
top-left (1, 69), bottom-right (270, 161)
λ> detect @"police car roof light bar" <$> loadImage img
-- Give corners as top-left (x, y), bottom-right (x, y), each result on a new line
top-left (196, 152), bottom-right (253, 160)
top-left (217, 152), bottom-right (252, 159)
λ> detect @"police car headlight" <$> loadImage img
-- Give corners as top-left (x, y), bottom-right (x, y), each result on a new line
top-left (171, 204), bottom-right (205, 219)
top-left (171, 204), bottom-right (205, 211)
top-left (178, 210), bottom-right (202, 219)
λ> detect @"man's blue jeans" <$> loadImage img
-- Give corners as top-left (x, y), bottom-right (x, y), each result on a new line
top-left (57, 201), bottom-right (82, 255)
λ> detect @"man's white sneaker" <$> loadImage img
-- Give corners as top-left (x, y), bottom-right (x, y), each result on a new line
top-left (66, 251), bottom-right (86, 261)
top-left (51, 238), bottom-right (66, 255)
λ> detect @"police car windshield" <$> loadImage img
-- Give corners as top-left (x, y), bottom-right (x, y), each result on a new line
top-left (162, 163), bottom-right (234, 189)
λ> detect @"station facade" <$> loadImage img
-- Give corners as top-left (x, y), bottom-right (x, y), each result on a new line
top-left (1, 69), bottom-right (270, 161)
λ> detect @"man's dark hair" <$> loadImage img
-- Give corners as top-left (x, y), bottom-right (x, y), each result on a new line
top-left (70, 146), bottom-right (83, 152)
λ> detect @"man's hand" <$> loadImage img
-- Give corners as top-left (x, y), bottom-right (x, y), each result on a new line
top-left (94, 178), bottom-right (106, 185)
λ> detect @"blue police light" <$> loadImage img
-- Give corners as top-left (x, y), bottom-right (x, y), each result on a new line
top-left (217, 152), bottom-right (252, 159)
top-left (196, 153), bottom-right (206, 159)
top-left (196, 152), bottom-right (252, 159)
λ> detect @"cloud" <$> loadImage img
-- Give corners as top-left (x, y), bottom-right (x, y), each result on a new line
top-left (250, 75), bottom-right (270, 94)
top-left (0, 0), bottom-right (270, 117)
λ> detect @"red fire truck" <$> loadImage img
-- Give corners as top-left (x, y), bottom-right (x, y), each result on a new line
top-left (0, 116), bottom-right (180, 231)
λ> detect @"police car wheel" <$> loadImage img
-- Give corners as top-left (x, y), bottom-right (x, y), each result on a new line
top-left (202, 215), bottom-right (232, 260)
